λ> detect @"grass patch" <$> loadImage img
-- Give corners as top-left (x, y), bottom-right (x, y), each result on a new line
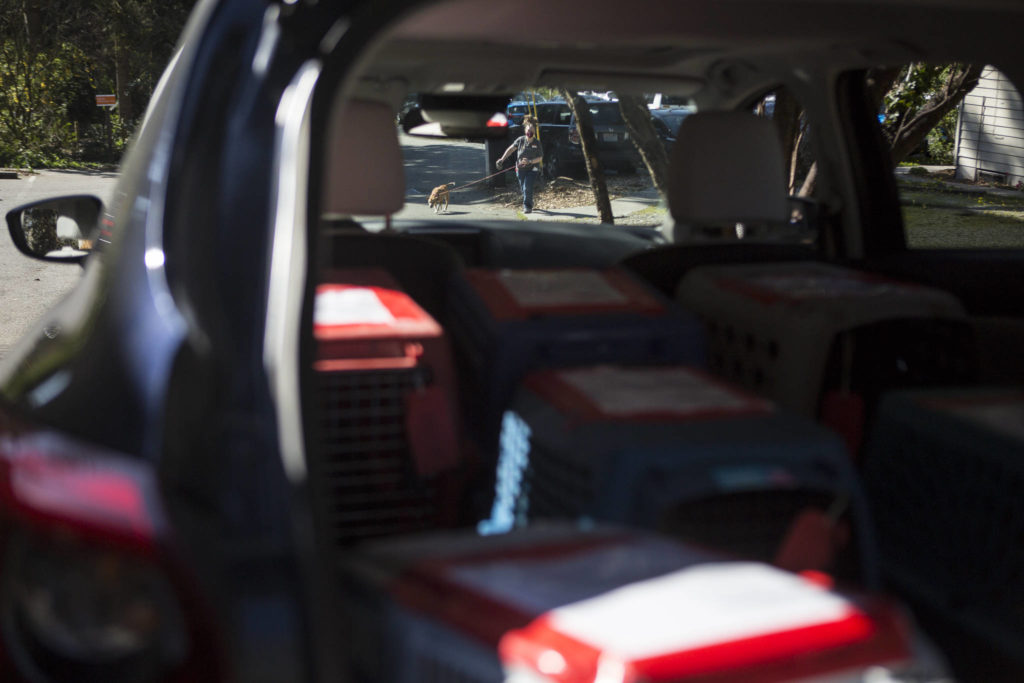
top-left (900, 187), bottom-right (1024, 210)
top-left (628, 205), bottom-right (667, 217)
top-left (899, 183), bottom-right (1024, 248)
top-left (902, 205), bottom-right (1024, 248)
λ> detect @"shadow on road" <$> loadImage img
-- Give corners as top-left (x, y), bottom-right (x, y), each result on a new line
top-left (46, 168), bottom-right (120, 179)
top-left (401, 139), bottom-right (504, 199)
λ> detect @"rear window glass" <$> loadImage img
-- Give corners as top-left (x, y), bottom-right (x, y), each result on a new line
top-left (882, 64), bottom-right (1024, 249)
top-left (335, 89), bottom-right (821, 248)
top-left (588, 104), bottom-right (625, 125)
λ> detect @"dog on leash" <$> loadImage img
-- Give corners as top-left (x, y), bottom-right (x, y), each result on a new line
top-left (427, 182), bottom-right (455, 213)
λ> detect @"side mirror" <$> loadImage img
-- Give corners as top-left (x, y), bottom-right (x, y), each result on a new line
top-left (5, 195), bottom-right (102, 264)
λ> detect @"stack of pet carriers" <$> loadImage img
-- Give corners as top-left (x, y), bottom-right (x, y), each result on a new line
top-left (675, 261), bottom-right (973, 455)
top-left (445, 266), bottom-right (707, 453)
top-left (338, 521), bottom-right (933, 683)
top-left (312, 268), bottom-right (465, 546)
top-left (480, 363), bottom-right (878, 586)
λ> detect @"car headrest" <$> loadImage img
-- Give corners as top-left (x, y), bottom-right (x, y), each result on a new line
top-left (322, 99), bottom-right (404, 217)
top-left (668, 111), bottom-right (788, 233)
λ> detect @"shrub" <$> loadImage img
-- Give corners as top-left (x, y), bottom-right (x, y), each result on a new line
top-left (926, 108), bottom-right (959, 165)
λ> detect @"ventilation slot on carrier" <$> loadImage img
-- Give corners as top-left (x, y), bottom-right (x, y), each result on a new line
top-left (317, 368), bottom-right (437, 545)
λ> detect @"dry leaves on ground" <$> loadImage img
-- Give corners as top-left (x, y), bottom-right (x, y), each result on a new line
top-left (491, 174), bottom-right (655, 210)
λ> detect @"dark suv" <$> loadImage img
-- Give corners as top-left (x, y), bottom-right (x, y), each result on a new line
top-left (505, 98), bottom-right (642, 179)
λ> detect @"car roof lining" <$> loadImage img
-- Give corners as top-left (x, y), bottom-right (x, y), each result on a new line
top-left (342, 0), bottom-right (1024, 90)
top-left (340, 0), bottom-right (1024, 112)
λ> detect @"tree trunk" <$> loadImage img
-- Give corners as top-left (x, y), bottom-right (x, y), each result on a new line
top-left (561, 89), bottom-right (614, 224)
top-left (888, 64), bottom-right (982, 165)
top-left (797, 162), bottom-right (818, 198)
top-left (617, 94), bottom-right (669, 198)
top-left (768, 89), bottom-right (802, 193)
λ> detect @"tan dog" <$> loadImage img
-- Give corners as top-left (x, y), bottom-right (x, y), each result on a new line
top-left (427, 182), bottom-right (455, 213)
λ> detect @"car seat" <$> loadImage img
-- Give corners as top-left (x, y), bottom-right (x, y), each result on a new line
top-left (322, 98), bottom-right (406, 227)
top-left (319, 98), bottom-right (465, 321)
top-left (668, 110), bottom-right (789, 241)
top-left (619, 110), bottom-right (817, 296)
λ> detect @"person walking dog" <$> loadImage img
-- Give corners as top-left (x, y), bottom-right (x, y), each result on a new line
top-left (497, 115), bottom-right (543, 213)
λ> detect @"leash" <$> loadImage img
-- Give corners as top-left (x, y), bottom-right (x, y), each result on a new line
top-left (449, 165), bottom-right (517, 193)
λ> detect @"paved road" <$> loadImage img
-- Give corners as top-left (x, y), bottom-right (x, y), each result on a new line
top-left (0, 170), bottom-right (119, 360)
top-left (395, 132), bottom-right (661, 222)
top-left (396, 132), bottom-right (514, 221)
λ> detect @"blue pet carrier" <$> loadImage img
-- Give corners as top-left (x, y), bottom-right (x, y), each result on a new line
top-left (446, 266), bottom-right (706, 449)
top-left (481, 364), bottom-right (878, 585)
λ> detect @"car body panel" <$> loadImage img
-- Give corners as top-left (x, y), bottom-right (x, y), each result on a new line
top-left (2, 0), bottom-right (1024, 680)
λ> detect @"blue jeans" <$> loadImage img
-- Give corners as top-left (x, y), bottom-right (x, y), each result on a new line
top-left (517, 168), bottom-right (538, 211)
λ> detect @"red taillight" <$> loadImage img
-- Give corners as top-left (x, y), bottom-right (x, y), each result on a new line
top-left (0, 422), bottom-right (222, 682)
top-left (1, 446), bottom-right (155, 546)
top-left (487, 112), bottom-right (509, 127)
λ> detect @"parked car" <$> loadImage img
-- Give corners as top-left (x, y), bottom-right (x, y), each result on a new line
top-left (505, 101), bottom-right (529, 127)
top-left (5, 0), bottom-right (1024, 681)
top-left (505, 93), bottom-right (550, 126)
top-left (505, 97), bottom-right (642, 179)
top-left (647, 92), bottom-right (694, 109)
top-left (650, 105), bottom-right (696, 148)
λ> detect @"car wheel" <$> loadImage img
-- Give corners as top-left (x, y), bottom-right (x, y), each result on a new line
top-left (543, 150), bottom-right (561, 180)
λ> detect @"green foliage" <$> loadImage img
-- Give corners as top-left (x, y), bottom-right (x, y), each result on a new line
top-left (876, 62), bottom-right (979, 164)
top-left (0, 39), bottom-right (91, 167)
top-left (926, 107), bottom-right (958, 164)
top-left (903, 205), bottom-right (1024, 248)
top-left (0, 0), bottom-right (195, 168)
top-left (882, 63), bottom-right (951, 118)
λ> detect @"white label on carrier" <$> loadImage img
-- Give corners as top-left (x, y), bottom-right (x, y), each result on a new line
top-left (559, 366), bottom-right (768, 417)
top-left (546, 562), bottom-right (856, 659)
top-left (314, 287), bottom-right (395, 326)
top-left (497, 270), bottom-right (628, 308)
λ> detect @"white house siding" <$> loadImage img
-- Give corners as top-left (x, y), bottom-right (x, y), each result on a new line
top-left (956, 66), bottom-right (1024, 186)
